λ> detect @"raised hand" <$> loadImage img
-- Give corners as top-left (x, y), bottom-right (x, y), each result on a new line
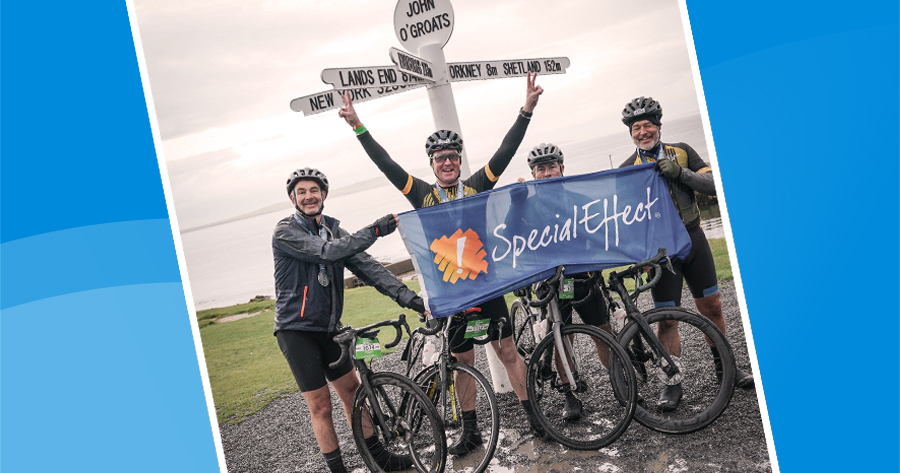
top-left (338, 92), bottom-right (362, 128)
top-left (523, 71), bottom-right (544, 113)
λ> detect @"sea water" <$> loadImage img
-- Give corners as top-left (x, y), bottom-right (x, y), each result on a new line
top-left (182, 115), bottom-right (710, 310)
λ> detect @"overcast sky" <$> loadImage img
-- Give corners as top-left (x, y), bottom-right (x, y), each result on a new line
top-left (133, 0), bottom-right (702, 229)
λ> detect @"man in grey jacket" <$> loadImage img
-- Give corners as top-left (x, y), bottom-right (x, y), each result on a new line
top-left (273, 167), bottom-right (425, 473)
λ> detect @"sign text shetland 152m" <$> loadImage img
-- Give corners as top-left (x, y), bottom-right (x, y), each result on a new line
top-left (397, 164), bottom-right (692, 317)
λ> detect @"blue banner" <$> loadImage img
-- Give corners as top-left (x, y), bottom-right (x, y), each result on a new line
top-left (398, 164), bottom-right (692, 317)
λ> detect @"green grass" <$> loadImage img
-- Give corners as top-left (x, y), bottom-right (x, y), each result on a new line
top-left (200, 281), bottom-right (425, 425)
top-left (200, 238), bottom-right (732, 425)
top-left (196, 298), bottom-right (274, 326)
top-left (708, 237), bottom-right (733, 281)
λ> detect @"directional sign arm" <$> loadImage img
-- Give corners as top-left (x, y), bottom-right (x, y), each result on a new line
top-left (388, 47), bottom-right (436, 82)
top-left (444, 57), bottom-right (570, 82)
top-left (290, 83), bottom-right (425, 116)
top-left (321, 66), bottom-right (427, 88)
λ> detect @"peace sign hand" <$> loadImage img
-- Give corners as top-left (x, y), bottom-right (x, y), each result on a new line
top-left (523, 71), bottom-right (544, 113)
top-left (338, 92), bottom-right (362, 128)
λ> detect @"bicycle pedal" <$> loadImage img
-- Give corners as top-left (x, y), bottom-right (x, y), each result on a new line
top-left (632, 362), bottom-right (648, 382)
top-left (573, 379), bottom-right (588, 394)
top-left (540, 367), bottom-right (556, 381)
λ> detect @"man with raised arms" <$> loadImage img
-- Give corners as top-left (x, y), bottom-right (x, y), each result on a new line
top-left (337, 73), bottom-right (548, 451)
top-left (618, 97), bottom-right (754, 412)
top-left (273, 167), bottom-right (427, 473)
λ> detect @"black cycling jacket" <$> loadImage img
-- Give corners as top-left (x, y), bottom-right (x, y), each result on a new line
top-left (272, 213), bottom-right (418, 334)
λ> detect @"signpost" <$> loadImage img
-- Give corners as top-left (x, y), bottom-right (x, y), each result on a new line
top-left (289, 0), bottom-right (571, 391)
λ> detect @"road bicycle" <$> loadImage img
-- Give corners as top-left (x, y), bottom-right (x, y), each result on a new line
top-left (511, 248), bottom-right (736, 434)
top-left (513, 268), bottom-right (638, 450)
top-left (401, 308), bottom-right (500, 473)
top-left (605, 248), bottom-right (736, 433)
top-left (330, 314), bottom-right (447, 473)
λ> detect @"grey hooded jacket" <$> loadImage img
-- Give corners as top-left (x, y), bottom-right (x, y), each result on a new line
top-left (272, 213), bottom-right (417, 334)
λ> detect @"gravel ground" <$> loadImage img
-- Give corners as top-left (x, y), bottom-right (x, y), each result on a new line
top-left (220, 282), bottom-right (771, 473)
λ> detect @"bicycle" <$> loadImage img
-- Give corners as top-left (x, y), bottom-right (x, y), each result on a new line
top-left (330, 314), bottom-right (447, 473)
top-left (402, 308), bottom-right (500, 473)
top-left (605, 248), bottom-right (736, 434)
top-left (512, 248), bottom-right (737, 434)
top-left (516, 267), bottom-right (639, 450)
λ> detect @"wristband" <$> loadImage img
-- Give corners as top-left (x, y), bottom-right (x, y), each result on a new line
top-left (519, 107), bottom-right (533, 119)
top-left (353, 124), bottom-right (367, 135)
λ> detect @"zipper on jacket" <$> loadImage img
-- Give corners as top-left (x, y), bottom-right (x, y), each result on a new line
top-left (300, 286), bottom-right (308, 317)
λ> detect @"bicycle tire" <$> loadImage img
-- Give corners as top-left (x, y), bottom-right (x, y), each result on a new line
top-left (526, 324), bottom-right (637, 450)
top-left (351, 372), bottom-right (447, 473)
top-left (414, 361), bottom-right (500, 473)
top-left (617, 307), bottom-right (736, 434)
top-left (510, 299), bottom-right (538, 362)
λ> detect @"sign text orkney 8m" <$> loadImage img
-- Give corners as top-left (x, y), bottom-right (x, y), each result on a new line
top-left (446, 58), bottom-right (570, 81)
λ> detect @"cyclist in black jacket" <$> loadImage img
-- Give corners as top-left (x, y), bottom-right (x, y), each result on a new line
top-left (273, 167), bottom-right (426, 473)
top-left (337, 74), bottom-right (549, 449)
top-left (618, 97), bottom-right (754, 412)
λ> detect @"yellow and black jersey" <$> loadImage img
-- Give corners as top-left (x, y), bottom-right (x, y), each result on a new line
top-left (356, 114), bottom-right (531, 210)
top-left (619, 142), bottom-right (713, 229)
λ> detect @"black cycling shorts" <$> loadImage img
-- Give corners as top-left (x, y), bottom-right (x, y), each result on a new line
top-left (276, 329), bottom-right (354, 393)
top-left (446, 296), bottom-right (514, 353)
top-left (651, 225), bottom-right (719, 307)
top-left (559, 278), bottom-right (609, 326)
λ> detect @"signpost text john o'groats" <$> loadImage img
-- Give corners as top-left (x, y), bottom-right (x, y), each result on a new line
top-left (289, 0), bottom-right (570, 178)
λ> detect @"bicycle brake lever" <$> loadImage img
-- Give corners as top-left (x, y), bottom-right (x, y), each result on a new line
top-left (664, 257), bottom-right (676, 274)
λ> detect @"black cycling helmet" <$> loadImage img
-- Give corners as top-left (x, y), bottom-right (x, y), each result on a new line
top-left (622, 96), bottom-right (663, 128)
top-left (425, 130), bottom-right (464, 159)
top-left (527, 143), bottom-right (564, 168)
top-left (286, 167), bottom-right (329, 196)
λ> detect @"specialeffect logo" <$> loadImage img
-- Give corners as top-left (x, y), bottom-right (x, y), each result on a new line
top-left (430, 228), bottom-right (488, 283)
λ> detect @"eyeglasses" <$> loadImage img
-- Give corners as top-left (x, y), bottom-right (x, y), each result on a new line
top-left (432, 153), bottom-right (460, 164)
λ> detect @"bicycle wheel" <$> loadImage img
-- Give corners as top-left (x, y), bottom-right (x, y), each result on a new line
top-left (526, 324), bottom-right (637, 450)
top-left (414, 361), bottom-right (500, 473)
top-left (618, 307), bottom-right (736, 434)
top-left (510, 299), bottom-right (537, 362)
top-left (351, 372), bottom-right (447, 473)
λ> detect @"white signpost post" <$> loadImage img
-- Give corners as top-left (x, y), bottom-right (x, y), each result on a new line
top-left (289, 0), bottom-right (570, 391)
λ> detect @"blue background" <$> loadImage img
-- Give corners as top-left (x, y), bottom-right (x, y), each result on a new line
top-left (1, 1), bottom-right (896, 472)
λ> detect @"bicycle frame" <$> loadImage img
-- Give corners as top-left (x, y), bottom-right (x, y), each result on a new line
top-left (415, 309), bottom-right (500, 422)
top-left (330, 316), bottom-right (412, 441)
top-left (605, 251), bottom-right (682, 379)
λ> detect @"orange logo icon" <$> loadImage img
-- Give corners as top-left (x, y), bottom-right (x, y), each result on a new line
top-left (430, 228), bottom-right (488, 283)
